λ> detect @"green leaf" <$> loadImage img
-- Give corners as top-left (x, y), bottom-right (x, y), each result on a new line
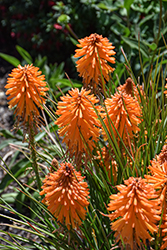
top-left (97, 3), bottom-right (117, 11)
top-left (0, 158), bottom-right (30, 193)
top-left (16, 45), bottom-right (32, 64)
top-left (143, 42), bottom-right (157, 51)
top-left (69, 36), bottom-right (78, 46)
top-left (0, 139), bottom-right (16, 150)
top-left (57, 14), bottom-right (70, 25)
top-left (0, 53), bottom-right (20, 67)
top-left (50, 78), bottom-right (82, 88)
top-left (0, 129), bottom-right (16, 139)
top-left (97, 3), bottom-right (108, 10)
top-left (0, 192), bottom-right (18, 203)
top-left (121, 36), bottom-right (149, 58)
top-left (124, 0), bottom-right (134, 13)
top-left (34, 55), bottom-right (47, 69)
top-left (51, 62), bottom-right (64, 79)
top-left (139, 13), bottom-right (154, 27)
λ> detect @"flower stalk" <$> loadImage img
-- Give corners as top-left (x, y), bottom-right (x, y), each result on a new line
top-left (30, 129), bottom-right (41, 191)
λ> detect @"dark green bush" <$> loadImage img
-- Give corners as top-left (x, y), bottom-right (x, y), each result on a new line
top-left (1, 0), bottom-right (167, 79)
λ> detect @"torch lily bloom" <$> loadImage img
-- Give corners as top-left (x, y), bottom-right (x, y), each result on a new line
top-left (5, 64), bottom-right (48, 135)
top-left (102, 92), bottom-right (142, 143)
top-left (40, 162), bottom-right (89, 230)
top-left (107, 177), bottom-right (160, 249)
top-left (145, 145), bottom-right (167, 250)
top-left (74, 33), bottom-right (116, 90)
top-left (117, 77), bottom-right (143, 102)
top-left (55, 88), bottom-right (102, 161)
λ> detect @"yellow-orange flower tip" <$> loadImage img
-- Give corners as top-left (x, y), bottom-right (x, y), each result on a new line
top-left (5, 64), bottom-right (49, 133)
top-left (49, 158), bottom-right (59, 172)
top-left (161, 209), bottom-right (167, 250)
top-left (74, 33), bottom-right (116, 89)
top-left (144, 145), bottom-right (167, 190)
top-left (144, 159), bottom-right (167, 250)
top-left (40, 162), bottom-right (89, 230)
top-left (144, 143), bottom-right (167, 250)
top-left (161, 236), bottom-right (167, 250)
top-left (107, 177), bottom-right (160, 249)
top-left (156, 144), bottom-right (167, 165)
top-left (102, 92), bottom-right (142, 142)
top-left (55, 88), bottom-right (102, 159)
top-left (117, 77), bottom-right (143, 102)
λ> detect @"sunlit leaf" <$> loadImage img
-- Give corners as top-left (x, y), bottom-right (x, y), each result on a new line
top-left (16, 45), bottom-right (32, 65)
top-left (0, 53), bottom-right (20, 67)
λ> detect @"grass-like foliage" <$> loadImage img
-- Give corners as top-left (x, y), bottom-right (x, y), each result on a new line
top-left (0, 6), bottom-right (167, 250)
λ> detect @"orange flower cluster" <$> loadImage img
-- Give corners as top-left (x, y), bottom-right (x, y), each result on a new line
top-left (145, 145), bottom-right (167, 249)
top-left (117, 77), bottom-right (143, 102)
top-left (156, 144), bottom-right (167, 164)
top-left (74, 33), bottom-right (116, 90)
top-left (40, 162), bottom-right (89, 230)
top-left (55, 88), bottom-right (102, 161)
top-left (102, 92), bottom-right (142, 142)
top-left (5, 64), bottom-right (48, 133)
top-left (107, 177), bottom-right (160, 249)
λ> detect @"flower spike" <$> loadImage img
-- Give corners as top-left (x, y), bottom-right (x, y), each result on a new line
top-left (106, 177), bottom-right (160, 249)
top-left (5, 64), bottom-right (48, 135)
top-left (102, 92), bottom-right (142, 143)
top-left (117, 77), bottom-right (144, 102)
top-left (40, 162), bottom-right (89, 230)
top-left (55, 87), bottom-right (102, 162)
top-left (144, 144), bottom-right (167, 249)
top-left (74, 33), bottom-right (116, 90)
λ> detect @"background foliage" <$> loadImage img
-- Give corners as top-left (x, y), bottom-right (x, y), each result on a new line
top-left (1, 0), bottom-right (167, 79)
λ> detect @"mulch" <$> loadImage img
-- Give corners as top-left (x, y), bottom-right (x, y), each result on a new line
top-left (0, 66), bottom-right (35, 246)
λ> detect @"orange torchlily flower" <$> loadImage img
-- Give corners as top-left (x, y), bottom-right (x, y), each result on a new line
top-left (5, 64), bottom-right (48, 134)
top-left (40, 162), bottom-right (89, 230)
top-left (144, 145), bottom-right (167, 249)
top-left (55, 88), bottom-right (102, 161)
top-left (74, 33), bottom-right (116, 90)
top-left (102, 92), bottom-right (142, 142)
top-left (156, 144), bottom-right (167, 164)
top-left (117, 77), bottom-right (143, 102)
top-left (107, 177), bottom-right (160, 249)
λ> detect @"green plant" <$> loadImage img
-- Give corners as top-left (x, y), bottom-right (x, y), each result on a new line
top-left (1, 1), bottom-right (167, 248)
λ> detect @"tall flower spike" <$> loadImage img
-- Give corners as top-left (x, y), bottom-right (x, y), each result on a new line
top-left (55, 88), bottom-right (102, 162)
top-left (117, 77), bottom-right (143, 102)
top-left (74, 33), bottom-right (116, 90)
top-left (144, 145), bottom-right (167, 250)
top-left (156, 144), bottom-right (167, 164)
top-left (107, 177), bottom-right (160, 249)
top-left (40, 162), bottom-right (89, 230)
top-left (5, 64), bottom-right (48, 135)
top-left (102, 92), bottom-right (142, 142)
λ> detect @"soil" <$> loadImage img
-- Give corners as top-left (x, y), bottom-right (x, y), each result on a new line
top-left (0, 48), bottom-right (37, 246)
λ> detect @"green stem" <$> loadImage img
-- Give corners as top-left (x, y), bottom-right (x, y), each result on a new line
top-left (156, 0), bottom-right (162, 46)
top-left (30, 129), bottom-right (41, 191)
top-left (97, 49), bottom-right (107, 98)
top-left (66, 24), bottom-right (78, 40)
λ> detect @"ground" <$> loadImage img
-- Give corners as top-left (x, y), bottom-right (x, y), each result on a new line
top-left (0, 60), bottom-right (33, 246)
